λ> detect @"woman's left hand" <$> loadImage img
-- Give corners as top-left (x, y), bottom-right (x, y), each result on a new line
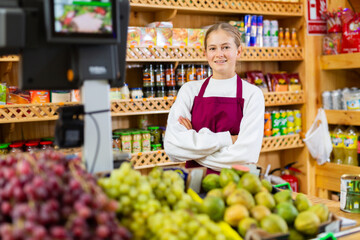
top-left (178, 116), bottom-right (193, 130)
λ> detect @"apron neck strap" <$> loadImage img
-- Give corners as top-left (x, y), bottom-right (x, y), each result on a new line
top-left (197, 75), bottom-right (243, 98)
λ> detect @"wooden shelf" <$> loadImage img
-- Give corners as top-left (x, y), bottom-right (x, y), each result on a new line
top-left (127, 46), bottom-right (304, 62)
top-left (320, 53), bottom-right (360, 70)
top-left (0, 92), bottom-right (305, 123)
top-left (131, 150), bottom-right (169, 167)
top-left (325, 110), bottom-right (360, 126)
top-left (261, 134), bottom-right (304, 152)
top-left (130, 0), bottom-right (303, 17)
top-left (0, 55), bottom-right (19, 62)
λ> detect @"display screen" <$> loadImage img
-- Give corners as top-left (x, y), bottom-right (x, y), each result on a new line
top-left (53, 0), bottom-right (113, 34)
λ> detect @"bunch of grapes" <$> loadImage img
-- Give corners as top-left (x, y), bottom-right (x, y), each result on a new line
top-left (99, 163), bottom-right (229, 240)
top-left (147, 210), bottom-right (227, 240)
top-left (0, 151), bottom-right (131, 240)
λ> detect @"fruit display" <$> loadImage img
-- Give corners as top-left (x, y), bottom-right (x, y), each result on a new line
top-left (98, 163), bottom-right (230, 240)
top-left (0, 151), bottom-right (131, 240)
top-left (201, 168), bottom-right (331, 239)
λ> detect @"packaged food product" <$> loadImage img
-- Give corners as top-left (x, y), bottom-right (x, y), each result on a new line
top-left (7, 86), bottom-right (30, 104)
top-left (25, 142), bottom-right (39, 152)
top-left (144, 87), bottom-right (156, 98)
top-left (341, 9), bottom-right (360, 53)
top-left (130, 88), bottom-right (143, 99)
top-left (127, 27), bottom-right (141, 47)
top-left (188, 29), bottom-right (205, 48)
top-left (269, 73), bottom-right (289, 92)
top-left (9, 143), bottom-right (23, 153)
top-left (187, 64), bottom-right (196, 82)
top-left (140, 27), bottom-right (156, 47)
top-left (0, 143), bottom-right (9, 155)
top-left (155, 64), bottom-right (166, 87)
top-left (29, 90), bottom-right (50, 104)
top-left (148, 126), bottom-right (161, 144)
top-left (141, 130), bottom-right (151, 152)
top-left (120, 132), bottom-right (132, 153)
top-left (287, 73), bottom-right (302, 91)
top-left (167, 86), bottom-right (177, 97)
top-left (344, 90), bottom-right (360, 110)
top-left (172, 28), bottom-right (188, 47)
top-left (323, 33), bottom-right (342, 55)
top-left (51, 90), bottom-right (71, 103)
top-left (166, 64), bottom-right (176, 86)
top-left (156, 86), bottom-right (166, 97)
top-left (131, 131), bottom-right (142, 153)
top-left (143, 64), bottom-right (155, 87)
top-left (0, 83), bottom-right (6, 105)
top-left (71, 89), bottom-right (81, 102)
top-left (156, 28), bottom-right (172, 47)
top-left (246, 71), bottom-right (268, 93)
top-left (112, 132), bottom-right (121, 151)
top-left (196, 64), bottom-right (206, 81)
top-left (146, 21), bottom-right (173, 28)
top-left (176, 64), bottom-right (186, 86)
top-left (120, 84), bottom-right (130, 99)
top-left (110, 88), bottom-right (121, 100)
top-left (40, 141), bottom-right (53, 150)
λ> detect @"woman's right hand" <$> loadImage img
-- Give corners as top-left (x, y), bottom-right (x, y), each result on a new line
top-left (231, 135), bottom-right (238, 144)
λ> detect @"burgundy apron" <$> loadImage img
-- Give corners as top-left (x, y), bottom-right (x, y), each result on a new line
top-left (185, 75), bottom-right (245, 174)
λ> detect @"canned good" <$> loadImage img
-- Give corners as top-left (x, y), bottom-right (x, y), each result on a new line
top-left (295, 125), bottom-right (302, 134)
top-left (271, 111), bottom-right (281, 129)
top-left (264, 129), bottom-right (272, 137)
top-left (340, 175), bottom-right (360, 213)
top-left (250, 15), bottom-right (257, 47)
top-left (263, 20), bottom-right (271, 47)
top-left (294, 110), bottom-right (302, 127)
top-left (244, 15), bottom-right (251, 47)
top-left (280, 110), bottom-right (287, 128)
top-left (256, 16), bottom-right (264, 47)
top-left (280, 127), bottom-right (288, 136)
top-left (322, 91), bottom-right (332, 110)
top-left (270, 20), bottom-right (279, 47)
top-left (286, 110), bottom-right (294, 128)
top-left (287, 127), bottom-right (295, 135)
top-left (272, 128), bottom-right (280, 137)
top-left (264, 111), bottom-right (271, 130)
top-left (331, 90), bottom-right (342, 110)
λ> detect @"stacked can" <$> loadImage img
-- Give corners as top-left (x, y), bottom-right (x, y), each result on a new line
top-left (287, 110), bottom-right (295, 135)
top-left (263, 20), bottom-right (271, 47)
top-left (264, 111), bottom-right (272, 137)
top-left (271, 111), bottom-right (281, 136)
top-left (294, 110), bottom-right (302, 134)
top-left (279, 110), bottom-right (288, 135)
top-left (270, 20), bottom-right (279, 47)
top-left (244, 15), bottom-right (251, 47)
top-left (250, 15), bottom-right (257, 47)
top-left (256, 16), bottom-right (264, 47)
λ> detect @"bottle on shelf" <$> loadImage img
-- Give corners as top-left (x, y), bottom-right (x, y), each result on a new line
top-left (156, 64), bottom-right (165, 87)
top-left (120, 84), bottom-right (130, 99)
top-left (331, 125), bottom-right (344, 164)
top-left (284, 28), bottom-right (291, 47)
top-left (343, 126), bottom-right (359, 166)
top-left (291, 28), bottom-right (299, 47)
top-left (278, 27), bottom-right (285, 47)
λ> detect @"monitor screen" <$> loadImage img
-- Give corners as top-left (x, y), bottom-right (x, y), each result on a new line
top-left (47, 0), bottom-right (118, 42)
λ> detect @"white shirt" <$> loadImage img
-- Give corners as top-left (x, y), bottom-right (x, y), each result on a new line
top-left (164, 75), bottom-right (265, 171)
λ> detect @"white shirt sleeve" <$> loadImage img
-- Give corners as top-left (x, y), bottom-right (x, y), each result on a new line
top-left (164, 82), bottom-right (233, 162)
top-left (195, 87), bottom-right (265, 171)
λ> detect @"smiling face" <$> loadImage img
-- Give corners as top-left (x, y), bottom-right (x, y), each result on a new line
top-left (205, 29), bottom-right (241, 79)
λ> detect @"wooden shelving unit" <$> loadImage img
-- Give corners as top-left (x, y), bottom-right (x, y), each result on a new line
top-left (127, 46), bottom-right (304, 62)
top-left (129, 0), bottom-right (303, 16)
top-left (264, 91), bottom-right (304, 106)
top-left (325, 110), bottom-right (360, 126)
top-left (0, 55), bottom-right (20, 62)
top-left (320, 53), bottom-right (360, 70)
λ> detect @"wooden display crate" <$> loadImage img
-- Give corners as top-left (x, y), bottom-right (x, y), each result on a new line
top-left (130, 0), bottom-right (303, 16)
top-left (261, 134), bottom-right (304, 152)
top-left (130, 150), bottom-right (170, 167)
top-left (264, 91), bottom-right (304, 106)
top-left (127, 47), bottom-right (304, 62)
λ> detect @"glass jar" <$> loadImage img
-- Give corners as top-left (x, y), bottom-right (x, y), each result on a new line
top-left (40, 141), bottom-right (53, 150)
top-left (120, 132), bottom-right (132, 153)
top-left (176, 64), bottom-right (186, 87)
top-left (131, 88), bottom-right (144, 99)
top-left (144, 87), bottom-right (156, 98)
top-left (151, 144), bottom-right (162, 151)
top-left (196, 64), bottom-right (205, 80)
top-left (167, 86), bottom-right (177, 97)
top-left (131, 131), bottom-right (142, 153)
top-left (0, 143), bottom-right (9, 155)
top-left (25, 142), bottom-right (39, 152)
top-left (206, 65), bottom-right (212, 77)
top-left (187, 64), bottom-right (196, 82)
top-left (156, 64), bottom-right (165, 87)
top-left (156, 86), bottom-right (166, 98)
top-left (110, 88), bottom-right (121, 100)
top-left (148, 126), bottom-right (161, 145)
top-left (112, 132), bottom-right (121, 151)
top-left (166, 63), bottom-right (176, 87)
top-left (141, 130), bottom-right (151, 152)
top-left (143, 64), bottom-right (155, 87)
top-left (9, 143), bottom-right (23, 153)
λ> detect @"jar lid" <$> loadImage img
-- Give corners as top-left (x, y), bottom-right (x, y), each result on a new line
top-left (40, 141), bottom-right (53, 145)
top-left (159, 126), bottom-right (166, 131)
top-left (10, 143), bottom-right (23, 148)
top-left (131, 131), bottom-right (142, 135)
top-left (151, 144), bottom-right (162, 147)
top-left (113, 131), bottom-right (123, 135)
top-left (25, 142), bottom-right (39, 147)
top-left (41, 137), bottom-right (55, 142)
top-left (0, 143), bottom-right (8, 149)
top-left (148, 126), bottom-right (159, 130)
top-left (120, 132), bottom-right (131, 136)
top-left (141, 130), bottom-right (150, 134)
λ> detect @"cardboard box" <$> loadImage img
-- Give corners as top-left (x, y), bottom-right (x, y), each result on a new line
top-left (188, 29), bottom-right (205, 48)
top-left (140, 27), bottom-right (157, 47)
top-left (172, 28), bottom-right (188, 47)
top-left (127, 27), bottom-right (141, 47)
top-left (156, 28), bottom-right (172, 47)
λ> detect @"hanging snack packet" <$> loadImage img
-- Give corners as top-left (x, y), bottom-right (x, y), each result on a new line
top-left (246, 71), bottom-right (268, 93)
top-left (287, 73), bottom-right (302, 91)
top-left (269, 73), bottom-right (288, 92)
top-left (6, 86), bottom-right (31, 104)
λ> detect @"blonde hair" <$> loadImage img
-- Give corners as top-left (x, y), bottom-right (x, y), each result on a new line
top-left (204, 22), bottom-right (241, 50)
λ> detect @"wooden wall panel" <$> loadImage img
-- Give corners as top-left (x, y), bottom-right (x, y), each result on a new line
top-left (0, 62), bottom-right (18, 86)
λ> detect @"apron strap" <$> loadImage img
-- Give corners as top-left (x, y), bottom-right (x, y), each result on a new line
top-left (197, 76), bottom-right (212, 97)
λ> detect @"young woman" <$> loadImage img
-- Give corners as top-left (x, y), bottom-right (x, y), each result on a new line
top-left (164, 23), bottom-right (265, 173)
